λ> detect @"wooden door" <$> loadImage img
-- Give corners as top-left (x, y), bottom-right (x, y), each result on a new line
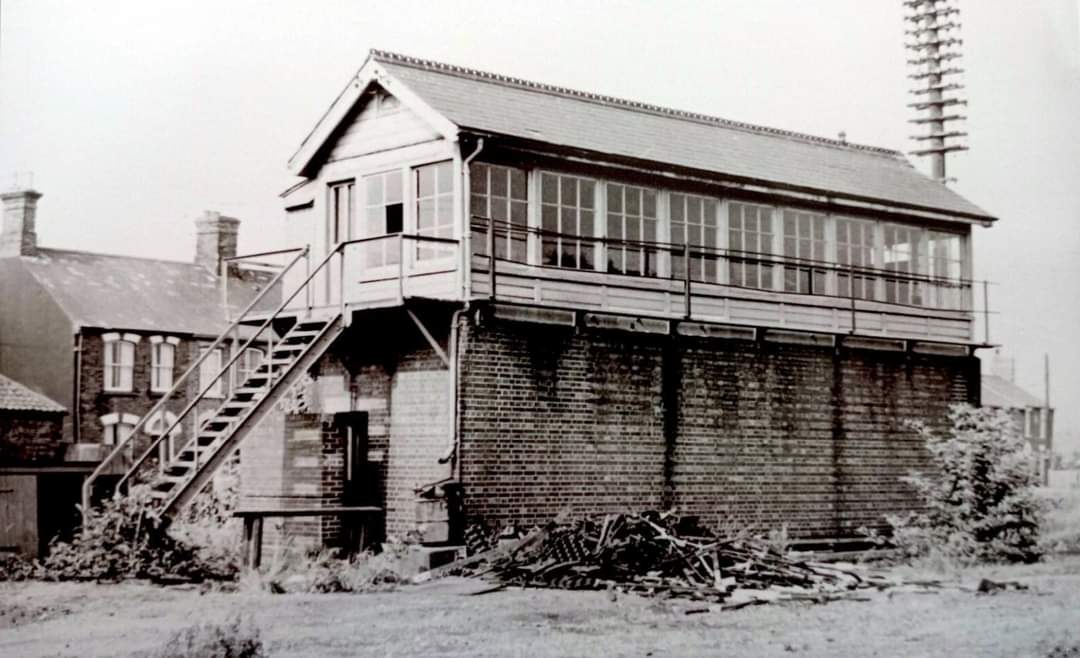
top-left (0, 474), bottom-right (38, 557)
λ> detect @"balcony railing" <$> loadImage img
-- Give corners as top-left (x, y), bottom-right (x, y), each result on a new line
top-left (471, 216), bottom-right (993, 339)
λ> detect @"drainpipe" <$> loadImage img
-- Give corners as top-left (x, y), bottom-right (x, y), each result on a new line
top-left (461, 137), bottom-right (484, 302)
top-left (72, 331), bottom-right (82, 443)
top-left (439, 138), bottom-right (484, 478)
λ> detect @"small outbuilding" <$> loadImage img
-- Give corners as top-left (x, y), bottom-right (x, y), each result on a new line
top-left (0, 373), bottom-right (83, 557)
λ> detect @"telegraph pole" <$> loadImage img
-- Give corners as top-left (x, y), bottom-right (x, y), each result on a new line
top-left (904, 0), bottom-right (969, 183)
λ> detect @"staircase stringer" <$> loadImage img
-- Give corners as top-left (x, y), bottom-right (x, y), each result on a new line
top-left (158, 314), bottom-right (346, 518)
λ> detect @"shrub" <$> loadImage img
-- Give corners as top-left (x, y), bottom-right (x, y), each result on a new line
top-left (42, 485), bottom-right (236, 582)
top-left (248, 536), bottom-right (420, 594)
top-left (886, 404), bottom-right (1046, 564)
top-left (149, 614), bottom-right (264, 658)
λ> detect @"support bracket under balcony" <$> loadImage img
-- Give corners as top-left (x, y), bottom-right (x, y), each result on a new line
top-left (406, 308), bottom-right (450, 368)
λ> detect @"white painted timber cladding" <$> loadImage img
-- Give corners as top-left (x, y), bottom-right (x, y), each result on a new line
top-left (326, 94), bottom-right (442, 164)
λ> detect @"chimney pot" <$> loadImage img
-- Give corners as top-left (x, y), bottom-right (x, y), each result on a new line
top-left (195, 210), bottom-right (241, 275)
top-left (1, 188), bottom-right (43, 258)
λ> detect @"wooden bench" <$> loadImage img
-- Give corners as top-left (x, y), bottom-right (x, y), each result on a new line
top-left (233, 506), bottom-right (383, 568)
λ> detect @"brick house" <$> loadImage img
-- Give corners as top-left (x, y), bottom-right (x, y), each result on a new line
top-left (981, 353), bottom-right (1054, 484)
top-left (91, 51), bottom-right (998, 554)
top-left (0, 189), bottom-right (272, 517)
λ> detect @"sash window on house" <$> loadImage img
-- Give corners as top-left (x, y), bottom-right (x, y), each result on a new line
top-left (149, 336), bottom-right (179, 392)
top-left (101, 412), bottom-right (139, 458)
top-left (199, 346), bottom-right (225, 398)
top-left (103, 333), bottom-right (140, 392)
top-left (237, 347), bottom-right (265, 385)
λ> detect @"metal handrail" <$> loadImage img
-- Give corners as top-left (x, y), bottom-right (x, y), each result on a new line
top-left (470, 216), bottom-right (981, 289)
top-left (81, 247), bottom-right (309, 513)
top-left (85, 233), bottom-right (465, 515)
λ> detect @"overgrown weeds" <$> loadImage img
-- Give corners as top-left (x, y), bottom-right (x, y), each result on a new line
top-left (147, 613), bottom-right (264, 658)
top-left (881, 404), bottom-right (1047, 566)
top-left (40, 485), bottom-right (236, 582)
top-left (241, 537), bottom-right (421, 594)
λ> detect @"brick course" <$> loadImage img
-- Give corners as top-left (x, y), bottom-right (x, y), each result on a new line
top-left (0, 411), bottom-right (65, 464)
top-left (458, 318), bottom-right (977, 539)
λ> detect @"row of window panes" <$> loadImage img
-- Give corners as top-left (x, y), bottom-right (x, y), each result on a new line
top-left (103, 336), bottom-right (263, 397)
top-left (329, 161), bottom-right (455, 267)
top-left (469, 164), bottom-right (968, 309)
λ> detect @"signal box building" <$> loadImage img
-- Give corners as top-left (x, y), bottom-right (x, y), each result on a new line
top-left (90, 51), bottom-right (996, 549)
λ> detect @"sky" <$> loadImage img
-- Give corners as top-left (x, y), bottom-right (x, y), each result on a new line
top-left (2, 0), bottom-right (1079, 452)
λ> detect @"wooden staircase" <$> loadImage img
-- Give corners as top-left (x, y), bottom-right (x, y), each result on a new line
top-left (149, 315), bottom-right (345, 517)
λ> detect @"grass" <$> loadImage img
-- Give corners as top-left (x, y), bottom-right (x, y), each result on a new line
top-left (3, 556), bottom-right (1080, 657)
top-left (1040, 486), bottom-right (1080, 554)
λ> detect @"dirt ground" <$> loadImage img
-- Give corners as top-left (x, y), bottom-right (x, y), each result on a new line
top-left (1, 557), bottom-right (1079, 658)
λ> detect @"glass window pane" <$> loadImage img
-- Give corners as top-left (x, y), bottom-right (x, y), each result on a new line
top-left (385, 171), bottom-right (402, 203)
top-left (418, 166), bottom-right (436, 197)
top-left (470, 164), bottom-right (488, 194)
top-left (366, 176), bottom-right (382, 205)
top-left (436, 161), bottom-right (453, 193)
top-left (492, 168), bottom-right (508, 198)
top-left (541, 174), bottom-right (558, 204)
top-left (580, 181), bottom-right (595, 209)
top-left (510, 169), bottom-right (527, 200)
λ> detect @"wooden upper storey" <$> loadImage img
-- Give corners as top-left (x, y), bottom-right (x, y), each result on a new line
top-left (280, 51), bottom-right (993, 345)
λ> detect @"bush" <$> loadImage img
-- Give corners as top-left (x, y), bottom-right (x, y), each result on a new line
top-left (886, 404), bottom-right (1046, 564)
top-left (149, 614), bottom-right (264, 658)
top-left (246, 536), bottom-right (420, 594)
top-left (41, 485), bottom-right (236, 582)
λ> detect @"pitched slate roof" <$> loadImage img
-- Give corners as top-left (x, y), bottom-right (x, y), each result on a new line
top-left (0, 373), bottom-right (66, 413)
top-left (358, 51), bottom-right (992, 222)
top-left (982, 375), bottom-right (1045, 409)
top-left (19, 249), bottom-right (275, 336)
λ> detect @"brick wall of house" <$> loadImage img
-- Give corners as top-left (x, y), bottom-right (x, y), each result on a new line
top-left (76, 331), bottom-right (247, 456)
top-left (457, 318), bottom-right (978, 539)
top-left (0, 411), bottom-right (65, 464)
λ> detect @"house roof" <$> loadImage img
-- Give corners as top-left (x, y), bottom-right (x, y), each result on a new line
top-left (291, 50), bottom-right (995, 223)
top-left (982, 374), bottom-right (1045, 409)
top-left (19, 248), bottom-right (276, 336)
top-left (0, 373), bottom-right (66, 413)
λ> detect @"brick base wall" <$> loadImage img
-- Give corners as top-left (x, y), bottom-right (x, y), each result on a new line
top-left (0, 411), bottom-right (65, 464)
top-left (458, 318), bottom-right (977, 539)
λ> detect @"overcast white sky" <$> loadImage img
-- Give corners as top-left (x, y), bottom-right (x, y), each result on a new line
top-left (2, 0), bottom-right (1078, 452)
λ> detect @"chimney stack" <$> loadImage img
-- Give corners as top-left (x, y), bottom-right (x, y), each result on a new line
top-left (195, 211), bottom-right (240, 275)
top-left (1, 188), bottom-right (43, 258)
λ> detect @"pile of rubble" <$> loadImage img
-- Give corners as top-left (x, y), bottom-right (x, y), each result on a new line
top-left (418, 511), bottom-right (895, 609)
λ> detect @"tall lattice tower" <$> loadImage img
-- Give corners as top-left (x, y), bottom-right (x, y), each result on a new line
top-left (904, 0), bottom-right (968, 182)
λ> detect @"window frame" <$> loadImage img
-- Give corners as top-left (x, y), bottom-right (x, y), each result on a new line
top-left (198, 345), bottom-right (226, 399)
top-left (413, 160), bottom-right (456, 262)
top-left (102, 333), bottom-right (140, 393)
top-left (361, 168), bottom-right (406, 271)
top-left (538, 171), bottom-right (600, 272)
top-left (101, 412), bottom-right (140, 458)
top-left (470, 162), bottom-right (530, 264)
top-left (148, 335), bottom-right (180, 393)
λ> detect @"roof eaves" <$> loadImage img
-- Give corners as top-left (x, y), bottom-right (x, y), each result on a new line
top-left (462, 128), bottom-right (997, 225)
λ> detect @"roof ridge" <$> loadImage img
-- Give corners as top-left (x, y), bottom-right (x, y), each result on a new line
top-left (34, 247), bottom-right (206, 268)
top-left (370, 49), bottom-right (902, 158)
